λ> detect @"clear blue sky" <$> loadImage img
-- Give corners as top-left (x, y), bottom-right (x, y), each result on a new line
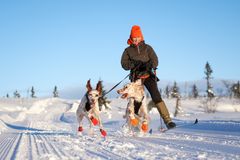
top-left (1, 0), bottom-right (240, 96)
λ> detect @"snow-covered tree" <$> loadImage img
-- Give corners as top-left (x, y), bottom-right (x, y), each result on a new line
top-left (191, 84), bottom-right (199, 98)
top-left (204, 62), bottom-right (216, 113)
top-left (31, 86), bottom-right (36, 98)
top-left (171, 81), bottom-right (180, 98)
top-left (165, 85), bottom-right (170, 98)
top-left (53, 86), bottom-right (59, 98)
top-left (14, 90), bottom-right (21, 98)
top-left (205, 62), bottom-right (214, 98)
top-left (168, 81), bottom-right (182, 117)
top-left (232, 81), bottom-right (240, 98)
top-left (98, 82), bottom-right (111, 111)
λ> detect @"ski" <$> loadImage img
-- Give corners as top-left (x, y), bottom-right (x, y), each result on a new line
top-left (160, 118), bottom-right (198, 133)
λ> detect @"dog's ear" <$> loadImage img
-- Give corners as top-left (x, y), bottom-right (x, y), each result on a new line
top-left (86, 79), bottom-right (92, 92)
top-left (96, 80), bottom-right (103, 95)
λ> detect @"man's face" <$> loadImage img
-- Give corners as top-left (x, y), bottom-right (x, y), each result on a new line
top-left (132, 37), bottom-right (141, 45)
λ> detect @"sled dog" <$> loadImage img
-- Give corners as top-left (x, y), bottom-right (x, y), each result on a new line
top-left (76, 80), bottom-right (107, 136)
top-left (117, 79), bottom-right (149, 132)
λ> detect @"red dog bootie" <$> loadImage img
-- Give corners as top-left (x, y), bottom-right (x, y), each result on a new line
top-left (130, 118), bottom-right (139, 127)
top-left (78, 126), bottom-right (83, 132)
top-left (100, 129), bottom-right (107, 137)
top-left (141, 122), bottom-right (148, 133)
top-left (90, 116), bottom-right (99, 126)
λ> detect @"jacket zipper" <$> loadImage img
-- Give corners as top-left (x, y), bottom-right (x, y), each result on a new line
top-left (137, 45), bottom-right (140, 54)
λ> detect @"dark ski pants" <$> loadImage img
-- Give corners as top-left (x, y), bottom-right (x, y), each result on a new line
top-left (143, 77), bottom-right (163, 104)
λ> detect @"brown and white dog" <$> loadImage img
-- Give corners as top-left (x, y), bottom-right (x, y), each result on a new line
top-left (117, 79), bottom-right (149, 133)
top-left (76, 80), bottom-right (107, 137)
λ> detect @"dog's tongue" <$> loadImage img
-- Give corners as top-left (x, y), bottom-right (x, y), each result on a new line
top-left (121, 93), bottom-right (128, 99)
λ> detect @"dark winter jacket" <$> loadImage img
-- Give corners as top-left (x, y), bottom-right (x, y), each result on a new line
top-left (121, 41), bottom-right (158, 81)
top-left (121, 41), bottom-right (158, 70)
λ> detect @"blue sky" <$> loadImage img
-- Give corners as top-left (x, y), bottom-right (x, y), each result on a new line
top-left (0, 0), bottom-right (240, 97)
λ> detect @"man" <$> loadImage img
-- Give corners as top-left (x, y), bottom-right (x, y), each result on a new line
top-left (121, 25), bottom-right (176, 129)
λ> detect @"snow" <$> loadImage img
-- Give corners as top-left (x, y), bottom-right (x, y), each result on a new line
top-left (0, 97), bottom-right (240, 160)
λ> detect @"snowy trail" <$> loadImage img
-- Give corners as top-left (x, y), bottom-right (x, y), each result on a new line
top-left (111, 127), bottom-right (240, 160)
top-left (0, 132), bottom-right (22, 160)
top-left (0, 98), bottom-right (240, 159)
top-left (1, 119), bottom-right (240, 160)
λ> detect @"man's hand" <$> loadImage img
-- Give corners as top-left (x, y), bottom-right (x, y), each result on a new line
top-left (130, 60), bottom-right (153, 71)
top-left (133, 60), bottom-right (144, 67)
top-left (138, 60), bottom-right (153, 71)
top-left (129, 60), bottom-right (143, 69)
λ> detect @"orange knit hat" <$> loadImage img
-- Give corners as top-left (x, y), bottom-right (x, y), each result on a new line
top-left (127, 25), bottom-right (144, 45)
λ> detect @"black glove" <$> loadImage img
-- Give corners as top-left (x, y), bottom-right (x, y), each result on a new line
top-left (130, 60), bottom-right (143, 69)
top-left (145, 60), bottom-right (153, 70)
top-left (133, 60), bottom-right (144, 67)
top-left (139, 60), bottom-right (153, 71)
top-left (131, 60), bottom-right (153, 71)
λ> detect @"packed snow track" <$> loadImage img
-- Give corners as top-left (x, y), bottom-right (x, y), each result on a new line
top-left (0, 98), bottom-right (239, 160)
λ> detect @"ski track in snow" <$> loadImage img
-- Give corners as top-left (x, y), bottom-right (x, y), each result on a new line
top-left (0, 98), bottom-right (240, 160)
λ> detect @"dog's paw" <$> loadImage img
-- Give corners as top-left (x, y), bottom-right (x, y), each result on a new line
top-left (130, 118), bottom-right (139, 127)
top-left (100, 129), bottom-right (107, 137)
top-left (141, 122), bottom-right (148, 132)
top-left (90, 116), bottom-right (99, 126)
top-left (78, 126), bottom-right (83, 132)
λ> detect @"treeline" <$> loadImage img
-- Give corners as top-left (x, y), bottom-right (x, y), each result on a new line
top-left (160, 80), bottom-right (240, 99)
top-left (156, 62), bottom-right (240, 115)
top-left (158, 62), bottom-right (240, 99)
top-left (5, 86), bottom-right (59, 98)
top-left (3, 62), bottom-right (240, 99)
